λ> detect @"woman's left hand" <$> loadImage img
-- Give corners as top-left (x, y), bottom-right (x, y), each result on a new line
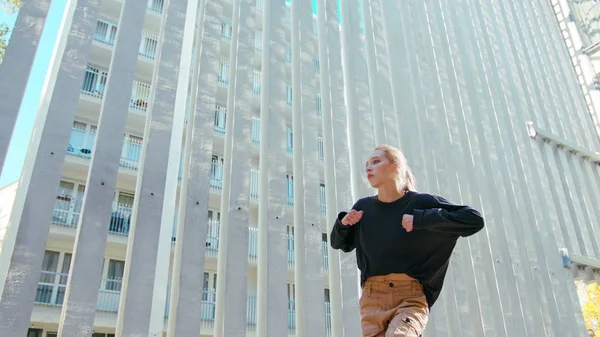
top-left (402, 214), bottom-right (414, 232)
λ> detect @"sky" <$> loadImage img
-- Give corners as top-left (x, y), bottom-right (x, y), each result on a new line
top-left (0, 0), bottom-right (68, 188)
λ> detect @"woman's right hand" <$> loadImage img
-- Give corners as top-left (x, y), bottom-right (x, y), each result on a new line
top-left (341, 209), bottom-right (363, 226)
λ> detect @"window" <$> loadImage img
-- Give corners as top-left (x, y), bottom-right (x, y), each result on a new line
top-left (221, 19), bottom-right (232, 40)
top-left (286, 127), bottom-right (293, 153)
top-left (314, 54), bottom-right (320, 74)
top-left (121, 135), bottom-right (143, 168)
top-left (53, 181), bottom-right (85, 227)
top-left (68, 121), bottom-right (96, 157)
top-left (106, 259), bottom-right (124, 291)
top-left (35, 251), bottom-right (71, 305)
top-left (316, 93), bottom-right (322, 116)
top-left (286, 175), bottom-right (294, 206)
top-left (324, 288), bottom-right (330, 303)
top-left (317, 136), bottom-right (324, 162)
top-left (218, 59), bottom-right (230, 86)
top-left (94, 19), bottom-right (117, 45)
top-left (81, 66), bottom-right (108, 97)
top-left (320, 183), bottom-right (326, 216)
top-left (139, 35), bottom-right (158, 59)
top-left (26, 329), bottom-right (42, 337)
top-left (214, 105), bottom-right (227, 135)
top-left (285, 42), bottom-right (291, 64)
top-left (286, 83), bottom-right (292, 105)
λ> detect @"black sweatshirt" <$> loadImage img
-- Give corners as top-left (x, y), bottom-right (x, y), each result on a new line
top-left (330, 191), bottom-right (484, 308)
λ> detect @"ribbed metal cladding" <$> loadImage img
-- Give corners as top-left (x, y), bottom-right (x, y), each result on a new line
top-left (0, 0), bottom-right (598, 336)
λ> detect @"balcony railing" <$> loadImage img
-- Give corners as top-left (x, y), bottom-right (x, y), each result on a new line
top-left (222, 20), bottom-right (232, 40)
top-left (147, 0), bottom-right (164, 13)
top-left (253, 70), bottom-right (261, 96)
top-left (288, 299), bottom-right (296, 330)
top-left (210, 161), bottom-right (224, 192)
top-left (36, 273), bottom-right (121, 312)
top-left (130, 81), bottom-right (151, 114)
top-left (52, 194), bottom-right (132, 235)
top-left (318, 137), bottom-right (324, 163)
top-left (214, 105), bottom-right (227, 136)
top-left (250, 168), bottom-right (259, 201)
top-left (255, 30), bottom-right (262, 51)
top-left (36, 273), bottom-right (331, 332)
top-left (92, 19), bottom-right (158, 61)
top-left (320, 184), bottom-right (326, 216)
top-left (67, 126), bottom-right (144, 170)
top-left (139, 33), bottom-right (159, 60)
top-left (251, 118), bottom-right (260, 145)
top-left (218, 59), bottom-right (230, 87)
top-left (109, 203), bottom-right (132, 235)
top-left (322, 241), bottom-right (329, 271)
top-left (80, 67), bottom-right (152, 115)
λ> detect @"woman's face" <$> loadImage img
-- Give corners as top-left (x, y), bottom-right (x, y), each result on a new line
top-left (365, 150), bottom-right (396, 188)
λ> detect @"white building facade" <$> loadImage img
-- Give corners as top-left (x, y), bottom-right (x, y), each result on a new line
top-left (0, 0), bottom-right (598, 336)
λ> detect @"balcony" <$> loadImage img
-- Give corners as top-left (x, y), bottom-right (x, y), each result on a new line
top-left (66, 126), bottom-right (143, 171)
top-left (209, 161), bottom-right (224, 193)
top-left (250, 168), bottom-right (259, 201)
top-left (255, 30), bottom-right (262, 51)
top-left (251, 118), bottom-right (260, 146)
top-left (222, 20), bottom-right (232, 41)
top-left (218, 59), bottom-right (230, 87)
top-left (93, 18), bottom-right (159, 62)
top-left (52, 193), bottom-right (132, 236)
top-left (35, 272), bottom-right (121, 312)
top-left (253, 70), bottom-right (261, 96)
top-left (80, 66), bottom-right (152, 116)
top-left (171, 219), bottom-right (220, 258)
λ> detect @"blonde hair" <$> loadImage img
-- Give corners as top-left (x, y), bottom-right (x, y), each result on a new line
top-left (374, 144), bottom-right (417, 191)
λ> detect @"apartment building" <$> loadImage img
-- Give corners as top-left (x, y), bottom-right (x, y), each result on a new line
top-left (1, 0), bottom-right (599, 336)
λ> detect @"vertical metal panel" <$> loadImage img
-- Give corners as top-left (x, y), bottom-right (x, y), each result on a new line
top-left (115, 0), bottom-right (190, 334)
top-left (0, 0), bottom-right (101, 335)
top-left (57, 0), bottom-right (147, 335)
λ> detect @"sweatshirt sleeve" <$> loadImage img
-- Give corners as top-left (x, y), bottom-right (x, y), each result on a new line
top-left (330, 211), bottom-right (357, 252)
top-left (412, 194), bottom-right (484, 237)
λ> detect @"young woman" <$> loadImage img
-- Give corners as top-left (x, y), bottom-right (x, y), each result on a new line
top-left (330, 145), bottom-right (484, 337)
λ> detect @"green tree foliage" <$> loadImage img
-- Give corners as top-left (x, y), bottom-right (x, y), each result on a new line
top-left (0, 0), bottom-right (22, 63)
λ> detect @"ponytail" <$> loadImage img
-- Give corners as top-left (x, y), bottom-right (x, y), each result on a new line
top-left (373, 144), bottom-right (417, 192)
top-left (404, 167), bottom-right (417, 191)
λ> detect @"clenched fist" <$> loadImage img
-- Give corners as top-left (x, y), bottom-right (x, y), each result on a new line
top-left (402, 214), bottom-right (414, 232)
top-left (341, 209), bottom-right (363, 226)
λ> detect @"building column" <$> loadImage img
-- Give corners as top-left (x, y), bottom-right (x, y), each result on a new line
top-left (114, 0), bottom-right (190, 334)
top-left (0, 0), bottom-right (50, 173)
top-left (315, 0), bottom-right (344, 335)
top-left (0, 0), bottom-right (101, 335)
top-left (359, 0), bottom-right (384, 145)
top-left (255, 0), bottom-right (289, 335)
top-left (56, 0), bottom-right (147, 336)
top-left (167, 0), bottom-right (221, 334)
top-left (291, 0), bottom-right (327, 335)
top-left (148, 0), bottom-right (199, 334)
top-left (213, 0), bottom-right (254, 335)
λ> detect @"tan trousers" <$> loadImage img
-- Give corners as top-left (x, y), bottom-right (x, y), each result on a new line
top-left (359, 273), bottom-right (429, 337)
